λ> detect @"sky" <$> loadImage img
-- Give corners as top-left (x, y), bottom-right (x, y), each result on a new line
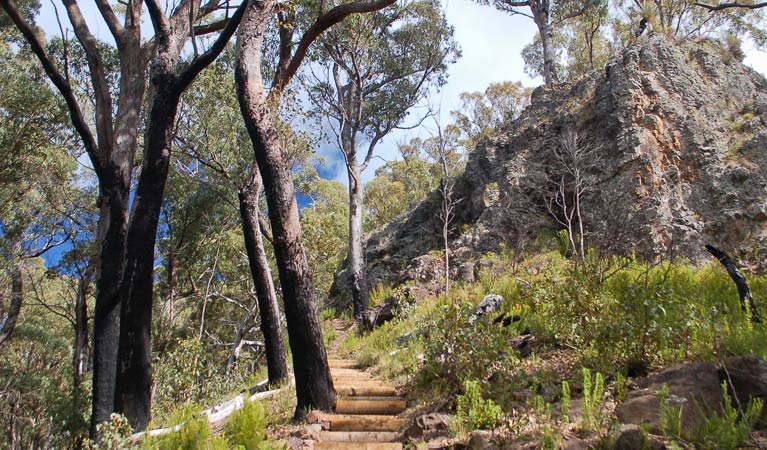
top-left (36, 0), bottom-right (767, 186)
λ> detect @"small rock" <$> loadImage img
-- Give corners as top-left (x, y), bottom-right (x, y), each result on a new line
top-left (427, 437), bottom-right (455, 450)
top-left (406, 413), bottom-right (453, 440)
top-left (468, 430), bottom-right (499, 450)
top-left (469, 295), bottom-right (504, 324)
top-left (560, 436), bottom-right (591, 450)
top-left (287, 436), bottom-right (304, 450)
top-left (614, 424), bottom-right (646, 450)
top-left (291, 423), bottom-right (322, 441)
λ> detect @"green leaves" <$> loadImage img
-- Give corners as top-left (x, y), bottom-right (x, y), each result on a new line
top-left (457, 379), bottom-right (504, 430)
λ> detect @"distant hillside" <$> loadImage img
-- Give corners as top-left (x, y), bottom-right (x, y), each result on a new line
top-left (332, 34), bottom-right (767, 304)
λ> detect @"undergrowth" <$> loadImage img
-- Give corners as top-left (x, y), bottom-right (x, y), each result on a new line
top-left (337, 248), bottom-right (766, 446)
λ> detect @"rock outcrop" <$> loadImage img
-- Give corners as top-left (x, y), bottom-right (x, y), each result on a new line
top-left (332, 34), bottom-right (767, 305)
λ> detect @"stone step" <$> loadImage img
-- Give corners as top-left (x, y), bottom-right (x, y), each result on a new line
top-left (336, 385), bottom-right (397, 397)
top-left (320, 431), bottom-right (401, 443)
top-left (314, 442), bottom-right (402, 450)
top-left (328, 359), bottom-right (359, 369)
top-left (322, 414), bottom-right (406, 432)
top-left (335, 398), bottom-right (407, 415)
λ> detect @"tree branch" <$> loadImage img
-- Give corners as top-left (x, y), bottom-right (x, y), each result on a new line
top-left (0, 0), bottom-right (105, 179)
top-left (176, 0), bottom-right (247, 92)
top-left (705, 244), bottom-right (761, 323)
top-left (273, 0), bottom-right (399, 94)
top-left (94, 0), bottom-right (126, 43)
top-left (695, 1), bottom-right (767, 11)
top-left (62, 0), bottom-right (115, 156)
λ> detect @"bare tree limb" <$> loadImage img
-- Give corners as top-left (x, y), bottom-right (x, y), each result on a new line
top-left (272, 0), bottom-right (399, 95)
top-left (177, 0), bottom-right (248, 92)
top-left (705, 244), bottom-right (761, 323)
top-left (0, 0), bottom-right (104, 178)
top-left (62, 0), bottom-right (115, 156)
top-left (695, 1), bottom-right (767, 11)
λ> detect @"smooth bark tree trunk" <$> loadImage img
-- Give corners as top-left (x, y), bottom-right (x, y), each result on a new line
top-left (0, 263), bottom-right (23, 352)
top-left (347, 164), bottom-right (369, 326)
top-left (235, 1), bottom-right (335, 419)
top-left (238, 168), bottom-right (290, 384)
top-left (114, 77), bottom-right (180, 431)
top-left (530, 1), bottom-right (557, 88)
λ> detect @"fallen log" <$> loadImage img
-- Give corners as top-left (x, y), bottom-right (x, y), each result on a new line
top-left (129, 377), bottom-right (292, 442)
top-left (706, 244), bottom-right (761, 323)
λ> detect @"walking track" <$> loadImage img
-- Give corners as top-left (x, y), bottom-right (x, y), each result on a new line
top-left (314, 359), bottom-right (406, 450)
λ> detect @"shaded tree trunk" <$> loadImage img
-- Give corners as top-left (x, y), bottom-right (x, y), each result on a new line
top-left (113, 1), bottom-right (246, 431)
top-left (74, 266), bottom-right (93, 387)
top-left (238, 166), bottom-right (290, 384)
top-left (347, 164), bottom-right (369, 325)
top-left (235, 1), bottom-right (335, 419)
top-left (90, 184), bottom-right (130, 436)
top-left (114, 76), bottom-right (180, 431)
top-left (706, 244), bottom-right (761, 323)
top-left (0, 263), bottom-right (23, 352)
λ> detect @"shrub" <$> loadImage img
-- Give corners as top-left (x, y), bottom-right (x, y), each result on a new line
top-left (580, 368), bottom-right (605, 432)
top-left (456, 380), bottom-right (504, 430)
top-left (224, 398), bottom-right (268, 450)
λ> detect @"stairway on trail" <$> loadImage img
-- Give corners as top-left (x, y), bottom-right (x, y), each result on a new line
top-left (313, 359), bottom-right (407, 450)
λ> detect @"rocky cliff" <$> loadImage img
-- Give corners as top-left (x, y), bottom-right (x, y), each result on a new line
top-left (332, 34), bottom-right (767, 303)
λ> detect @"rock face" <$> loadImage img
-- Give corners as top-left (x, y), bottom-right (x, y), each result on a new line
top-left (330, 35), bottom-right (767, 303)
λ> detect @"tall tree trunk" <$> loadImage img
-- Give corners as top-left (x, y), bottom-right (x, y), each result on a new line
top-left (235, 1), bottom-right (335, 419)
top-left (90, 177), bottom-right (130, 437)
top-left (0, 263), bottom-right (23, 352)
top-left (347, 164), bottom-right (369, 326)
top-left (90, 38), bottom-right (146, 438)
top-left (114, 78), bottom-right (180, 431)
top-left (74, 266), bottom-right (93, 387)
top-left (238, 168), bottom-right (289, 384)
top-left (531, 1), bottom-right (557, 88)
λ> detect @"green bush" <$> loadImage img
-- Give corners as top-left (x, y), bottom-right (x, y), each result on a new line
top-left (580, 368), bottom-right (605, 431)
top-left (224, 398), bottom-right (268, 450)
top-left (456, 379), bottom-right (504, 430)
top-left (688, 382), bottom-right (764, 449)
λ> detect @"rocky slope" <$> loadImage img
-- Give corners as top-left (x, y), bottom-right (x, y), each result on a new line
top-left (332, 34), bottom-right (767, 304)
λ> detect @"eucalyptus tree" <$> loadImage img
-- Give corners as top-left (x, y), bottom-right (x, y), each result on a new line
top-left (235, 0), bottom-right (402, 418)
top-left (0, 36), bottom-right (76, 352)
top-left (307, 0), bottom-right (459, 324)
top-left (174, 55), bottom-right (296, 384)
top-left (616, 0), bottom-right (766, 41)
top-left (480, 0), bottom-right (603, 87)
top-left (0, 0), bottom-right (247, 434)
top-left (451, 81), bottom-right (531, 149)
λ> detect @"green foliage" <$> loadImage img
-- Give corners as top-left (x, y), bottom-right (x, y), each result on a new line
top-left (417, 300), bottom-right (523, 402)
top-left (456, 380), bottom-right (504, 431)
top-left (689, 382), bottom-right (764, 449)
top-left (657, 384), bottom-right (682, 438)
top-left (450, 81), bottom-right (531, 148)
top-left (580, 368), bottom-right (605, 431)
top-left (85, 414), bottom-right (133, 450)
top-left (224, 399), bottom-right (268, 450)
top-left (560, 381), bottom-right (571, 422)
top-left (300, 178), bottom-right (349, 299)
top-left (142, 407), bottom-right (212, 450)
